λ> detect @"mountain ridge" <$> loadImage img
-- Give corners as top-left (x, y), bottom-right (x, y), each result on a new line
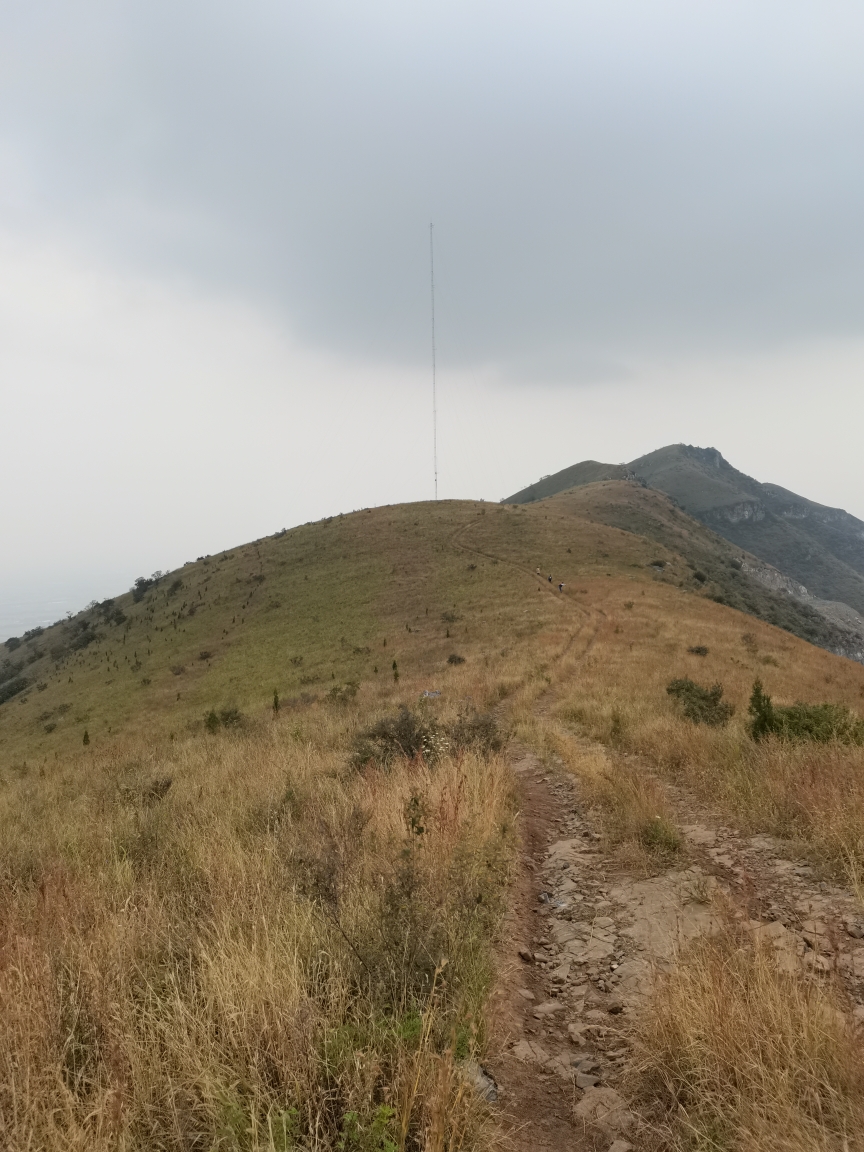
top-left (505, 444), bottom-right (864, 646)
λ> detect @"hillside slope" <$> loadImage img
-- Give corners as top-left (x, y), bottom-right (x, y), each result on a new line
top-left (506, 442), bottom-right (864, 621)
top-left (4, 486), bottom-right (864, 764)
top-left (7, 491), bottom-right (864, 1149)
top-left (1, 500), bottom-right (560, 763)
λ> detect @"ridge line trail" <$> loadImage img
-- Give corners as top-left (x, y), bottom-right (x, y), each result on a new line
top-left (450, 517), bottom-right (864, 1150)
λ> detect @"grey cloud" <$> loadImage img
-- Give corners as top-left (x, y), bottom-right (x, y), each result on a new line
top-left (3, 0), bottom-right (864, 380)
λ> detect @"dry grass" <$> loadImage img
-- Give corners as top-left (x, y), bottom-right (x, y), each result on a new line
top-left (8, 487), bottom-right (864, 1149)
top-left (633, 922), bottom-right (864, 1150)
top-left (542, 582), bottom-right (864, 883)
top-left (0, 702), bottom-right (514, 1150)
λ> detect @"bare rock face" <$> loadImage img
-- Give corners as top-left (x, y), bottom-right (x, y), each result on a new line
top-left (611, 872), bottom-right (720, 964)
top-left (511, 1039), bottom-right (551, 1067)
top-left (463, 1061), bottom-right (498, 1102)
top-left (573, 1086), bottom-right (636, 1135)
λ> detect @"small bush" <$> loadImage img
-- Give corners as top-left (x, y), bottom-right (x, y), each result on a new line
top-left (748, 679), bottom-right (864, 744)
top-left (447, 654), bottom-right (465, 665)
top-left (687, 645), bottom-right (709, 656)
top-left (0, 661), bottom-right (23, 687)
top-left (450, 709), bottom-right (503, 756)
top-left (352, 706), bottom-right (501, 769)
top-left (667, 678), bottom-right (734, 727)
top-left (67, 620), bottom-right (99, 651)
top-left (639, 815), bottom-right (684, 855)
top-left (204, 707), bottom-right (244, 733)
top-left (131, 573), bottom-right (162, 602)
top-left (693, 570), bottom-right (707, 583)
top-left (0, 676), bottom-right (29, 705)
top-left (352, 707), bottom-right (441, 767)
top-left (327, 681), bottom-right (359, 704)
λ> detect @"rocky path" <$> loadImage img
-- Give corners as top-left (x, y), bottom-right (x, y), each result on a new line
top-left (448, 524), bottom-right (864, 1145)
top-left (485, 735), bottom-right (864, 1151)
top-left (487, 749), bottom-right (642, 1151)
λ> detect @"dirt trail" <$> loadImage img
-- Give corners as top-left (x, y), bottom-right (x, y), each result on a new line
top-left (486, 750), bottom-right (642, 1152)
top-left (450, 518), bottom-right (864, 1146)
top-left (485, 728), bottom-right (864, 1151)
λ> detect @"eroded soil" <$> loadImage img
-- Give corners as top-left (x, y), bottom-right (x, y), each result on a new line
top-left (486, 737), bottom-right (864, 1151)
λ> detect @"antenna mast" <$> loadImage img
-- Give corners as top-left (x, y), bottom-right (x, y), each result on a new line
top-left (430, 222), bottom-right (438, 500)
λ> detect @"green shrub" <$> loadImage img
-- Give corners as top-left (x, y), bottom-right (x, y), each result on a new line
top-left (352, 707), bottom-right (440, 768)
top-left (687, 645), bottom-right (709, 656)
top-left (748, 679), bottom-right (864, 744)
top-left (447, 654), bottom-right (465, 665)
top-left (0, 676), bottom-right (29, 705)
top-left (638, 815), bottom-right (684, 855)
top-left (131, 573), bottom-right (162, 602)
top-left (667, 678), bottom-right (734, 727)
top-left (352, 706), bottom-right (501, 769)
top-left (204, 707), bottom-right (244, 733)
top-left (0, 661), bottom-right (23, 687)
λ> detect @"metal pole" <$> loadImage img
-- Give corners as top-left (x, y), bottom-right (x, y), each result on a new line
top-left (430, 223), bottom-right (438, 501)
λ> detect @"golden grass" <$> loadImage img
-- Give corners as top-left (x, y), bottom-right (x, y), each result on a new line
top-left (633, 923), bottom-right (864, 1150)
top-left (0, 700), bottom-right (514, 1150)
top-left (8, 484), bottom-right (864, 1149)
top-left (540, 580), bottom-right (864, 882)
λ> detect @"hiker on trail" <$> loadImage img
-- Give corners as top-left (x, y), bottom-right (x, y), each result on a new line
top-left (558, 583), bottom-right (564, 592)
top-left (548, 574), bottom-right (553, 582)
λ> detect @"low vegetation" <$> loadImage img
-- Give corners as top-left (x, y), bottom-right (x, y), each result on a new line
top-left (6, 487), bottom-right (864, 1149)
top-left (635, 922), bottom-right (864, 1150)
top-left (0, 703), bottom-right (513, 1150)
top-left (749, 679), bottom-right (864, 744)
top-left (352, 706), bottom-right (502, 770)
top-left (666, 677), bottom-right (734, 727)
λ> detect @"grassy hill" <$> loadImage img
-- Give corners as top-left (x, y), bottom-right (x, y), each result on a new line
top-left (1, 501), bottom-right (559, 763)
top-left (6, 489), bottom-right (864, 1149)
top-left (4, 485), bottom-right (864, 761)
top-left (506, 442), bottom-right (864, 620)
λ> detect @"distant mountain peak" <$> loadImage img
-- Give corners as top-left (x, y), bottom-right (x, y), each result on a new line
top-left (505, 443), bottom-right (864, 630)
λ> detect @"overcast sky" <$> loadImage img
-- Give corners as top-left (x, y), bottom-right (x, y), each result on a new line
top-left (3, 0), bottom-right (864, 635)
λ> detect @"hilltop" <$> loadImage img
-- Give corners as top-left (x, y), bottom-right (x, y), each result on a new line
top-left (5, 483), bottom-right (864, 1149)
top-left (4, 484), bottom-right (864, 761)
top-left (506, 443), bottom-right (864, 652)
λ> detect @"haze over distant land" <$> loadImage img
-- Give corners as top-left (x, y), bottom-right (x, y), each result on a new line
top-left (2, 2), bottom-right (864, 628)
